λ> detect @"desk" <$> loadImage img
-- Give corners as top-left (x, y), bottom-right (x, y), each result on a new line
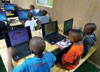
top-left (7, 17), bottom-right (22, 26)
top-left (6, 13), bottom-right (14, 17)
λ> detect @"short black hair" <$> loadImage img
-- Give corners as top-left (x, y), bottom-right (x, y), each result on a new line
top-left (85, 23), bottom-right (97, 33)
top-left (70, 29), bottom-right (83, 43)
top-left (42, 9), bottom-right (47, 15)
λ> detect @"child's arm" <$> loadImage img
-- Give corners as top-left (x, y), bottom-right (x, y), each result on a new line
top-left (56, 62), bottom-right (71, 69)
top-left (8, 47), bottom-right (14, 72)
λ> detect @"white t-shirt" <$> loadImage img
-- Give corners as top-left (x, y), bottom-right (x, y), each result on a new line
top-left (25, 20), bottom-right (37, 31)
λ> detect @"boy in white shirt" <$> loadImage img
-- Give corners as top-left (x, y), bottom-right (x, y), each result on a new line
top-left (25, 12), bottom-right (37, 31)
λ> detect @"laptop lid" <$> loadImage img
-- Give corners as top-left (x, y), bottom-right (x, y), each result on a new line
top-left (33, 9), bottom-right (41, 17)
top-left (18, 10), bottom-right (29, 21)
top-left (4, 4), bottom-right (14, 11)
top-left (64, 18), bottom-right (73, 34)
top-left (4, 27), bottom-right (32, 47)
top-left (0, 12), bottom-right (7, 21)
top-left (41, 21), bottom-right (58, 37)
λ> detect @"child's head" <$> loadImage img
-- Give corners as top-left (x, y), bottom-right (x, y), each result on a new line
top-left (27, 12), bottom-right (33, 20)
top-left (30, 5), bottom-right (35, 10)
top-left (41, 9), bottom-right (48, 16)
top-left (69, 29), bottom-right (83, 43)
top-left (84, 23), bottom-right (97, 34)
top-left (29, 36), bottom-right (45, 58)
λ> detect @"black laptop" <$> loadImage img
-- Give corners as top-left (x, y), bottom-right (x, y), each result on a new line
top-left (4, 27), bottom-right (32, 61)
top-left (63, 18), bottom-right (73, 35)
top-left (41, 21), bottom-right (66, 45)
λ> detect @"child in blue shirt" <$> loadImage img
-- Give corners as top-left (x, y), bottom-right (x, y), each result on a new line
top-left (82, 23), bottom-right (97, 58)
top-left (8, 36), bottom-right (56, 72)
top-left (38, 9), bottom-right (49, 24)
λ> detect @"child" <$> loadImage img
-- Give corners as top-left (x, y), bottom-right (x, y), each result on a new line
top-left (13, 4), bottom-right (20, 16)
top-left (56, 29), bottom-right (84, 70)
top-left (8, 36), bottom-right (56, 72)
top-left (30, 5), bottom-right (35, 12)
top-left (38, 9), bottom-right (49, 24)
top-left (25, 12), bottom-right (37, 31)
top-left (82, 23), bottom-right (97, 58)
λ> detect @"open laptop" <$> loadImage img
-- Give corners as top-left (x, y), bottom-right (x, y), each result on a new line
top-left (0, 12), bottom-right (7, 21)
top-left (4, 4), bottom-right (14, 12)
top-left (42, 21), bottom-right (66, 45)
top-left (32, 9), bottom-right (41, 18)
top-left (4, 27), bottom-right (32, 61)
top-left (18, 10), bottom-right (29, 22)
top-left (63, 18), bottom-right (73, 36)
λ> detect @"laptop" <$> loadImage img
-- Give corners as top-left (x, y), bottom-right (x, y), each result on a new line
top-left (41, 21), bottom-right (66, 45)
top-left (63, 18), bottom-right (73, 36)
top-left (32, 9), bottom-right (41, 18)
top-left (4, 27), bottom-right (32, 61)
top-left (0, 12), bottom-right (7, 21)
top-left (4, 4), bottom-right (14, 12)
top-left (18, 10), bottom-right (29, 22)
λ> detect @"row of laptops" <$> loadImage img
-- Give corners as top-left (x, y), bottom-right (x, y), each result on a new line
top-left (3, 18), bottom-right (73, 61)
top-left (0, 9), bottom-right (41, 22)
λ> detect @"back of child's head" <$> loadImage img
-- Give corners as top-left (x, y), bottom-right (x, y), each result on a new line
top-left (41, 9), bottom-right (48, 16)
top-left (29, 36), bottom-right (45, 58)
top-left (30, 5), bottom-right (35, 10)
top-left (69, 29), bottom-right (83, 43)
top-left (84, 23), bottom-right (97, 34)
top-left (28, 12), bottom-right (33, 20)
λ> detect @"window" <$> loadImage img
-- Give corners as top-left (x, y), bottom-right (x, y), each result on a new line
top-left (37, 0), bottom-right (53, 8)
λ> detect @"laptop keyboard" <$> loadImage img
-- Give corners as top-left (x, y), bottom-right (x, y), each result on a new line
top-left (46, 33), bottom-right (66, 45)
top-left (13, 42), bottom-right (31, 61)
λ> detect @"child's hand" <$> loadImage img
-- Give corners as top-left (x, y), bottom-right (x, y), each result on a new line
top-left (8, 47), bottom-right (14, 57)
top-left (56, 63), bottom-right (63, 68)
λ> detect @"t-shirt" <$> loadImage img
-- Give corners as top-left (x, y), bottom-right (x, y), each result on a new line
top-left (25, 20), bottom-right (37, 31)
top-left (62, 42), bottom-right (84, 70)
top-left (38, 15), bottom-right (49, 24)
top-left (13, 52), bottom-right (56, 72)
top-left (82, 33), bottom-right (96, 58)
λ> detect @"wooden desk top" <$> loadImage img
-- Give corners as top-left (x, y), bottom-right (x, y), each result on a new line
top-left (6, 13), bottom-right (14, 17)
top-left (7, 17), bottom-right (22, 26)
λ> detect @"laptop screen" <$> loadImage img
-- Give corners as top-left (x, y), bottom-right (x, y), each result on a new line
top-left (4, 4), bottom-right (14, 11)
top-left (64, 18), bottom-right (73, 33)
top-left (18, 10), bottom-right (29, 20)
top-left (8, 28), bottom-right (29, 46)
top-left (33, 9), bottom-right (41, 17)
top-left (42, 21), bottom-right (57, 37)
top-left (0, 12), bottom-right (7, 21)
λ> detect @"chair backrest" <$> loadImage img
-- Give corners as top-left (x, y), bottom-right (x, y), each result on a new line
top-left (0, 21), bottom-right (8, 39)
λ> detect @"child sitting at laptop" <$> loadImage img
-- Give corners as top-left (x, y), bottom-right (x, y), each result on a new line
top-left (30, 5), bottom-right (35, 12)
top-left (56, 29), bottom-right (84, 70)
top-left (38, 9), bottom-right (49, 24)
top-left (25, 12), bottom-right (37, 31)
top-left (82, 23), bottom-right (97, 58)
top-left (7, 36), bottom-right (56, 72)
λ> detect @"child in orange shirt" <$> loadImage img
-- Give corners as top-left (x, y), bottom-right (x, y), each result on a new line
top-left (56, 29), bottom-right (84, 70)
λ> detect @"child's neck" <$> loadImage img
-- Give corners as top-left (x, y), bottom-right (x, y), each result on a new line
top-left (74, 42), bottom-right (81, 46)
top-left (28, 18), bottom-right (32, 21)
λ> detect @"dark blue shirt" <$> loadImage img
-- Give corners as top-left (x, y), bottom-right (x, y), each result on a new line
top-left (82, 33), bottom-right (96, 58)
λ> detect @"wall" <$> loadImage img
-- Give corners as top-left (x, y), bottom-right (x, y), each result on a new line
top-left (10, 0), bottom-right (53, 18)
top-left (10, 0), bottom-right (100, 66)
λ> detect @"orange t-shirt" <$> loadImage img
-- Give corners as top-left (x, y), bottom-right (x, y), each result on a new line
top-left (62, 42), bottom-right (84, 70)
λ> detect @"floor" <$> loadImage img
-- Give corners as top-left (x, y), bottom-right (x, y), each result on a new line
top-left (0, 56), bottom-right (100, 72)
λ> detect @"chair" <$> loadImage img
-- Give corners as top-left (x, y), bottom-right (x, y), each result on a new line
top-left (0, 21), bottom-right (9, 39)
